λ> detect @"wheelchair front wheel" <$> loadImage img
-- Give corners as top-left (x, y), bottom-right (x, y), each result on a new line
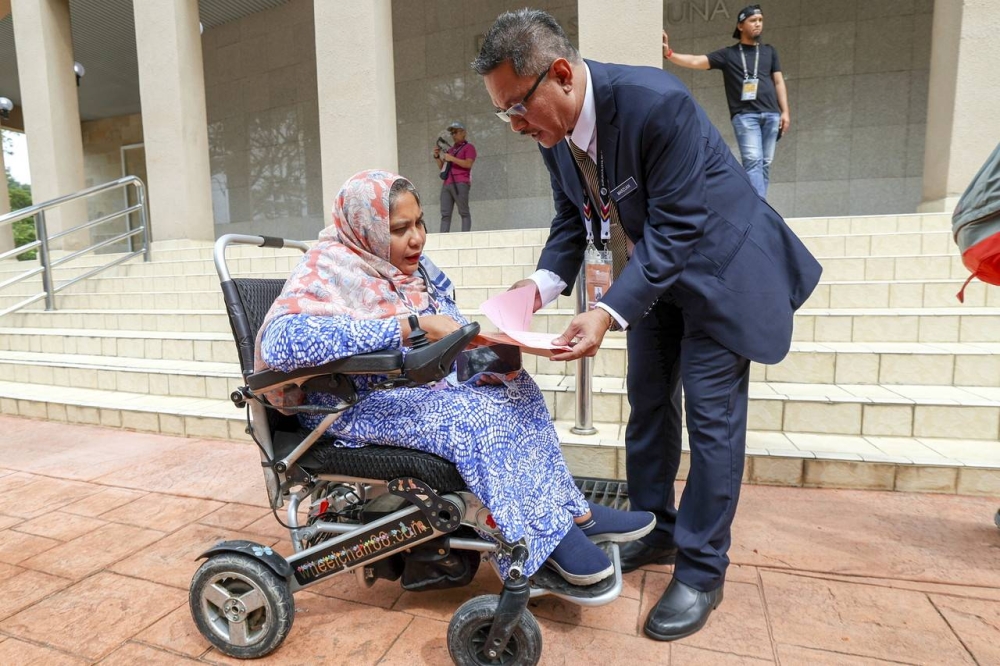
top-left (447, 594), bottom-right (542, 666)
top-left (189, 552), bottom-right (294, 659)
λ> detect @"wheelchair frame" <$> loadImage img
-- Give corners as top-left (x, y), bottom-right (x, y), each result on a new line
top-left (189, 234), bottom-right (625, 664)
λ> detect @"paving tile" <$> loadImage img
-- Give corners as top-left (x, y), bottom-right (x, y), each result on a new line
top-left (199, 591), bottom-right (413, 665)
top-left (0, 416), bottom-right (183, 481)
top-left (20, 522), bottom-right (166, 580)
top-left (90, 439), bottom-right (269, 506)
top-left (11, 512), bottom-right (108, 542)
top-left (0, 513), bottom-right (21, 530)
top-left (534, 615), bottom-right (673, 664)
top-left (0, 568), bottom-right (72, 621)
top-left (0, 477), bottom-right (104, 519)
top-left (61, 487), bottom-right (148, 517)
top-left (760, 570), bottom-right (975, 665)
top-left (776, 644), bottom-right (901, 664)
top-left (772, 570), bottom-right (1000, 603)
top-left (0, 528), bottom-right (60, 565)
top-left (930, 594), bottom-right (1000, 666)
top-left (0, 572), bottom-right (185, 661)
top-left (134, 604), bottom-right (212, 659)
top-left (730, 485), bottom-right (1000, 588)
top-left (97, 641), bottom-right (205, 665)
top-left (376, 616), bottom-right (448, 666)
top-left (110, 523), bottom-right (279, 590)
top-left (669, 644), bottom-right (774, 665)
top-left (100, 492), bottom-right (224, 532)
top-left (0, 637), bottom-right (88, 665)
top-left (640, 572), bottom-right (773, 660)
top-left (197, 503), bottom-right (272, 530)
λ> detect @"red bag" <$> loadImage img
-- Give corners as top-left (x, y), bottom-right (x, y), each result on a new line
top-left (953, 143), bottom-right (1000, 302)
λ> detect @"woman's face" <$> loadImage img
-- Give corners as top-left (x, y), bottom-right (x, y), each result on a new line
top-left (388, 191), bottom-right (426, 275)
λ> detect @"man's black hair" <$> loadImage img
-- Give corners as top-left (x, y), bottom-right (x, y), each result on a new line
top-left (471, 8), bottom-right (580, 77)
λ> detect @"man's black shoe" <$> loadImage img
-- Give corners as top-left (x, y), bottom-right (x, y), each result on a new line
top-left (618, 539), bottom-right (677, 573)
top-left (644, 578), bottom-right (723, 642)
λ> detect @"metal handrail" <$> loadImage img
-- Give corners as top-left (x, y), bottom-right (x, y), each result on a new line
top-left (0, 175), bottom-right (150, 317)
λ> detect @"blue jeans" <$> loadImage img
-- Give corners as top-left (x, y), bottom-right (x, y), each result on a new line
top-left (731, 112), bottom-right (780, 198)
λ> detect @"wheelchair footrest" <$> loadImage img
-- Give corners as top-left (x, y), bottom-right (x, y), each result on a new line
top-left (574, 477), bottom-right (630, 511)
top-left (528, 542), bottom-right (620, 599)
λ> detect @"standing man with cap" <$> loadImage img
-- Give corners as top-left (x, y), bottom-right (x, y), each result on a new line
top-left (433, 121), bottom-right (477, 232)
top-left (473, 8), bottom-right (820, 641)
top-left (663, 5), bottom-right (789, 198)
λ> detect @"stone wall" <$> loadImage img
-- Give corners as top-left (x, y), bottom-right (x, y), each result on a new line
top-left (201, 0), bottom-right (323, 240)
top-left (392, 0), bottom-right (934, 226)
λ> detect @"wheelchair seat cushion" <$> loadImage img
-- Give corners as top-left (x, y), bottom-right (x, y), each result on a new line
top-left (273, 431), bottom-right (466, 492)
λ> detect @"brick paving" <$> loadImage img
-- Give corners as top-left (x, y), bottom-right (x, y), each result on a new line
top-left (0, 415), bottom-right (997, 665)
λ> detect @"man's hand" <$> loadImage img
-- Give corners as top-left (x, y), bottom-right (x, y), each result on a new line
top-left (662, 30), bottom-right (671, 58)
top-left (780, 113), bottom-right (791, 133)
top-left (509, 279), bottom-right (543, 313)
top-left (433, 148), bottom-right (441, 159)
top-left (549, 309), bottom-right (610, 362)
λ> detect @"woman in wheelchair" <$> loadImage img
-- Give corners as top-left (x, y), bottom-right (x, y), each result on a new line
top-left (255, 169), bottom-right (654, 586)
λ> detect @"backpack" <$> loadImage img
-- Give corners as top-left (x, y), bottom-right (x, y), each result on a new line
top-left (953, 142), bottom-right (1000, 302)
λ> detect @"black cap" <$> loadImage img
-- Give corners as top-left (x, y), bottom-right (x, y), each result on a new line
top-left (733, 5), bottom-right (762, 38)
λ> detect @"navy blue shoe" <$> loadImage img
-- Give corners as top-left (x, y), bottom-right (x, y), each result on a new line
top-left (546, 524), bottom-right (614, 586)
top-left (578, 502), bottom-right (657, 543)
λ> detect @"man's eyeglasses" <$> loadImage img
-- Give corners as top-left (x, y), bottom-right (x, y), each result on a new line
top-left (494, 64), bottom-right (551, 123)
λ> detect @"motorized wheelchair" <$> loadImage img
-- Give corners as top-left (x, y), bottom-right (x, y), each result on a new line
top-left (189, 234), bottom-right (632, 665)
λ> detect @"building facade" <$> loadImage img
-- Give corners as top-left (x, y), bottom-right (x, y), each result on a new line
top-left (0, 0), bottom-right (997, 248)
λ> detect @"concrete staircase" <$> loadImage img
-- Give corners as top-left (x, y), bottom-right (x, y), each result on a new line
top-left (1, 214), bottom-right (999, 496)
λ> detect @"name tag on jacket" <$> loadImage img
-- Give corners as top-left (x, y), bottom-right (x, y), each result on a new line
top-left (610, 177), bottom-right (638, 203)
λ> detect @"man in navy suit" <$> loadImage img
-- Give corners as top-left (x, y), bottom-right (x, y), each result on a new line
top-left (474, 9), bottom-right (821, 640)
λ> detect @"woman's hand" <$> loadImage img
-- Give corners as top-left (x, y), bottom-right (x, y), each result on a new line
top-left (400, 314), bottom-right (461, 343)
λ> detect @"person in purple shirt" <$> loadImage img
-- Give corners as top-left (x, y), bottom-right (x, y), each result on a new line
top-left (433, 121), bottom-right (477, 232)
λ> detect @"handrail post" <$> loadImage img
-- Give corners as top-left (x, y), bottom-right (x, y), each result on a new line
top-left (136, 181), bottom-right (151, 262)
top-left (571, 266), bottom-right (597, 435)
top-left (35, 211), bottom-right (55, 311)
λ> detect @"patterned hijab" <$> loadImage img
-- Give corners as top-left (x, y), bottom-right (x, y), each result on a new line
top-left (254, 169), bottom-right (431, 375)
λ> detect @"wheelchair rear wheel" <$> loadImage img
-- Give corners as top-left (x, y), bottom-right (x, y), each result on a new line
top-left (447, 594), bottom-right (542, 666)
top-left (189, 552), bottom-right (294, 659)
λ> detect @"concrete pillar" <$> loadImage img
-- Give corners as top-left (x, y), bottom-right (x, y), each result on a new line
top-left (133, 0), bottom-right (214, 241)
top-left (0, 139), bottom-right (12, 255)
top-left (314, 1), bottom-right (397, 210)
top-left (11, 0), bottom-right (87, 249)
top-left (920, 0), bottom-right (1000, 213)
top-left (577, 0), bottom-right (662, 67)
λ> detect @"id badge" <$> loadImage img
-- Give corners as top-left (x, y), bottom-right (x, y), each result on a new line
top-left (584, 243), bottom-right (613, 311)
top-left (741, 78), bottom-right (759, 101)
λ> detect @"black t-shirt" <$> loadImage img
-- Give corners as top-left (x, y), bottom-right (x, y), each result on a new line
top-left (707, 43), bottom-right (781, 117)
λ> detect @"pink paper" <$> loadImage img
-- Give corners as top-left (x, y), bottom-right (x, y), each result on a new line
top-left (480, 286), bottom-right (572, 350)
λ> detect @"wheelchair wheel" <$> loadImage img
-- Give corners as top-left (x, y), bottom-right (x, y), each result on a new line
top-left (189, 552), bottom-right (294, 659)
top-left (447, 594), bottom-right (542, 666)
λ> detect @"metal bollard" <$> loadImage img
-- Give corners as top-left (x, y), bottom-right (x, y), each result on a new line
top-left (571, 267), bottom-right (597, 435)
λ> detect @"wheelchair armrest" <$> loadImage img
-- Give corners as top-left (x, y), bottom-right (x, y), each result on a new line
top-left (402, 322), bottom-right (480, 384)
top-left (246, 349), bottom-right (404, 392)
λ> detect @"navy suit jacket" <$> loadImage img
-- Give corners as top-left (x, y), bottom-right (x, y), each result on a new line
top-left (537, 60), bottom-right (822, 365)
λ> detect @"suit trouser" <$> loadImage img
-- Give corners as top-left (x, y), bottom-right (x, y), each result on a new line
top-left (624, 298), bottom-right (750, 592)
top-left (440, 182), bottom-right (472, 233)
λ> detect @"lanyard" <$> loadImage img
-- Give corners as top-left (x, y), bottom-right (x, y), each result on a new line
top-left (580, 147), bottom-right (612, 245)
top-left (738, 44), bottom-right (759, 80)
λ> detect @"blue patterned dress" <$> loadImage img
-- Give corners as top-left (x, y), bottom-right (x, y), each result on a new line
top-left (259, 260), bottom-right (589, 577)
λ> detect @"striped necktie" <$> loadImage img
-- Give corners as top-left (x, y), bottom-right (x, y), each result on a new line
top-left (568, 141), bottom-right (629, 280)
